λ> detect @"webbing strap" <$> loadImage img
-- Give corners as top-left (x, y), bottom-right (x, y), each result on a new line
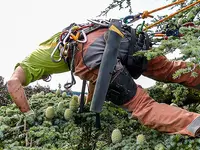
top-left (83, 24), bottom-right (107, 35)
top-left (64, 44), bottom-right (77, 89)
top-left (127, 27), bottom-right (137, 64)
top-left (78, 79), bottom-right (87, 113)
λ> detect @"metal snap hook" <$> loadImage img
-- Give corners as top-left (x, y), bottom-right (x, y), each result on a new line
top-left (51, 41), bottom-right (62, 63)
top-left (122, 13), bottom-right (142, 25)
top-left (63, 30), bottom-right (72, 45)
top-left (76, 30), bottom-right (87, 43)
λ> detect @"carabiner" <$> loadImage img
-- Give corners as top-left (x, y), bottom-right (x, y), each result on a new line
top-left (76, 30), bottom-right (87, 43)
top-left (136, 21), bottom-right (146, 34)
top-left (51, 41), bottom-right (62, 63)
top-left (122, 13), bottom-right (142, 25)
top-left (63, 30), bottom-right (72, 45)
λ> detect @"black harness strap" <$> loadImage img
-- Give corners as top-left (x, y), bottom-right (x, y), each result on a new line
top-left (83, 24), bottom-right (104, 35)
top-left (64, 43), bottom-right (77, 89)
top-left (78, 79), bottom-right (87, 113)
top-left (125, 27), bottom-right (150, 79)
top-left (127, 27), bottom-right (137, 62)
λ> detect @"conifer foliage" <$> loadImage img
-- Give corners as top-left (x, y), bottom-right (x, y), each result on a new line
top-left (1, 0), bottom-right (200, 149)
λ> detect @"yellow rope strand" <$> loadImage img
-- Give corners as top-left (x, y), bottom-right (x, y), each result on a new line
top-left (147, 0), bottom-right (185, 15)
top-left (144, 0), bottom-right (200, 30)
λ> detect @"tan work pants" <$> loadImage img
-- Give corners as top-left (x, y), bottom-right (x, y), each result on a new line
top-left (123, 56), bottom-right (200, 137)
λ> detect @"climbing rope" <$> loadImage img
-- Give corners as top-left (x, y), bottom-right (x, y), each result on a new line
top-left (144, 0), bottom-right (200, 30)
top-left (141, 0), bottom-right (186, 19)
top-left (122, 0), bottom-right (186, 25)
top-left (122, 0), bottom-right (199, 31)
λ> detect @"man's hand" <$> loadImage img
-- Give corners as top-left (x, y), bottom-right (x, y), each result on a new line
top-left (23, 110), bottom-right (35, 125)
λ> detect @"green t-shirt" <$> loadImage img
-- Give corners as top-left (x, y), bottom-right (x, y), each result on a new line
top-left (15, 32), bottom-right (69, 86)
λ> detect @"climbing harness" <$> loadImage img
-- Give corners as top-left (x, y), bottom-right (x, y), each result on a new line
top-left (50, 17), bottom-right (153, 128)
top-left (51, 24), bottom-right (90, 63)
top-left (50, 20), bottom-right (110, 116)
top-left (51, 20), bottom-right (112, 63)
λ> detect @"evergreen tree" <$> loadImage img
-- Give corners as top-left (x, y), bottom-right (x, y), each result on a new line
top-left (1, 1), bottom-right (200, 149)
top-left (101, 0), bottom-right (200, 107)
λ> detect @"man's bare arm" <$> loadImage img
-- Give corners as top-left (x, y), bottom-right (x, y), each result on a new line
top-left (7, 66), bottom-right (30, 112)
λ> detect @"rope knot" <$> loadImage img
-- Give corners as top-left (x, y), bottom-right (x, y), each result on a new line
top-left (141, 11), bottom-right (149, 19)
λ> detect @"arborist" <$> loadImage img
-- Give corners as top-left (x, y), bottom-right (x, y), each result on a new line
top-left (7, 0), bottom-right (200, 137)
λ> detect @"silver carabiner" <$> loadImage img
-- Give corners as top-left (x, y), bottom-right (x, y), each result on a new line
top-left (51, 41), bottom-right (62, 63)
top-left (76, 30), bottom-right (87, 43)
top-left (63, 30), bottom-right (72, 45)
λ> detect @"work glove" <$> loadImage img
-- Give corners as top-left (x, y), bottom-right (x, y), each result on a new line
top-left (23, 109), bottom-right (36, 125)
